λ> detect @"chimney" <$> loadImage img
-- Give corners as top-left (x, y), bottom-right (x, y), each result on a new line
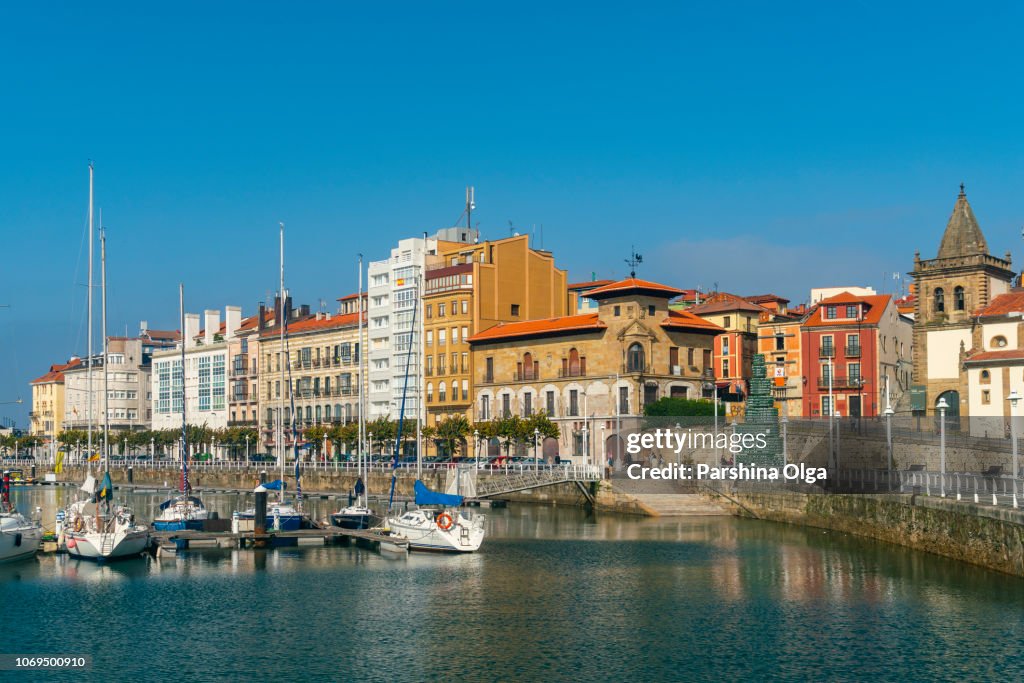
top-left (225, 306), bottom-right (242, 340)
top-left (315, 312), bottom-right (323, 321)
top-left (284, 295), bottom-right (293, 321)
top-left (139, 320), bottom-right (148, 336)
top-left (298, 303), bottom-right (310, 318)
top-left (257, 302), bottom-right (266, 331)
top-left (273, 295), bottom-right (282, 326)
top-left (325, 312), bottom-right (332, 320)
top-left (204, 310), bottom-right (220, 345)
top-left (184, 313), bottom-right (200, 350)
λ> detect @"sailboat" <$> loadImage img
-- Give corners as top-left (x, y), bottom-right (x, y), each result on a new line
top-left (331, 254), bottom-right (375, 530)
top-left (63, 201), bottom-right (149, 560)
top-left (235, 223), bottom-right (308, 532)
top-left (0, 470), bottom-right (43, 563)
top-left (152, 284), bottom-right (209, 531)
top-left (382, 267), bottom-right (485, 552)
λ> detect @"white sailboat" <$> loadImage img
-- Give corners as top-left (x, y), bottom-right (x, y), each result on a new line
top-left (152, 283), bottom-right (208, 531)
top-left (61, 171), bottom-right (149, 560)
top-left (0, 471), bottom-right (42, 563)
top-left (331, 254), bottom-right (374, 530)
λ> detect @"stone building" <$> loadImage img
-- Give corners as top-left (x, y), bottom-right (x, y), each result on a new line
top-left (961, 290), bottom-right (1024, 437)
top-left (911, 185), bottom-right (1015, 417)
top-left (468, 278), bottom-right (722, 462)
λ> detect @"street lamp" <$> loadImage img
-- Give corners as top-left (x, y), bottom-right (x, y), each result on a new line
top-left (937, 396), bottom-right (948, 496)
top-left (534, 427), bottom-right (540, 471)
top-left (834, 409), bottom-right (841, 474)
top-left (1009, 390), bottom-right (1020, 480)
top-left (473, 429), bottom-right (479, 470)
top-left (368, 431), bottom-right (374, 468)
top-left (781, 415), bottom-right (788, 467)
top-left (883, 406), bottom-right (895, 475)
top-left (245, 434), bottom-right (250, 461)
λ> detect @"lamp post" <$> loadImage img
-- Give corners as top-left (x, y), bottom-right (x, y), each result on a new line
top-left (534, 427), bottom-right (540, 471)
top-left (937, 396), bottom-right (948, 497)
top-left (781, 415), bottom-right (788, 467)
top-left (1009, 390), bottom-right (1020, 480)
top-left (600, 423), bottom-right (606, 474)
top-left (473, 429), bottom-right (479, 470)
top-left (368, 431), bottom-right (374, 469)
top-left (245, 434), bottom-right (250, 461)
top-left (123, 436), bottom-right (127, 458)
top-left (150, 436), bottom-right (155, 459)
top-left (834, 409), bottom-right (841, 474)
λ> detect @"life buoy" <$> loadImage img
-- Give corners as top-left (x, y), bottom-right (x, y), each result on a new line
top-left (73, 517), bottom-right (84, 533)
top-left (435, 512), bottom-right (454, 531)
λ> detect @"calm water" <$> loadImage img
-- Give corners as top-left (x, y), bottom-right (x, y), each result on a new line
top-left (2, 486), bottom-right (1024, 683)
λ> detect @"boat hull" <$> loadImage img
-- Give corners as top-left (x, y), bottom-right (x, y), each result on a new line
top-left (387, 509), bottom-right (485, 553)
top-left (152, 519), bottom-right (206, 532)
top-left (65, 530), bottom-right (149, 561)
top-left (235, 513), bottom-right (304, 531)
top-left (0, 525), bottom-right (42, 564)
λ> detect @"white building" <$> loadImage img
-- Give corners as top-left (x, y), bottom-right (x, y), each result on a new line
top-left (151, 307), bottom-right (243, 433)
top-left (810, 286), bottom-right (877, 305)
top-left (367, 229), bottom-right (477, 422)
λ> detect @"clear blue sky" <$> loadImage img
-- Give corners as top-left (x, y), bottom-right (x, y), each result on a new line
top-left (3, 2), bottom-right (1023, 427)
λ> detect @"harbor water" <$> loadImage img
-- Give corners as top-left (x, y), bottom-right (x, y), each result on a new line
top-left (2, 486), bottom-right (1024, 682)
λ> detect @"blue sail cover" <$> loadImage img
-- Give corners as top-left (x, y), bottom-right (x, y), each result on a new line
top-left (414, 480), bottom-right (463, 507)
top-left (262, 479), bottom-right (286, 491)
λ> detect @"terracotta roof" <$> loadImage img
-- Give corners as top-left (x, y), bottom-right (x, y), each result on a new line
top-left (468, 314), bottom-right (605, 343)
top-left (30, 358), bottom-right (82, 385)
top-left (143, 329), bottom-right (180, 341)
top-left (584, 278), bottom-right (684, 299)
top-left (974, 289), bottom-right (1024, 317)
top-left (802, 293), bottom-right (893, 328)
top-left (964, 349), bottom-right (1024, 364)
top-left (568, 279), bottom-right (615, 291)
top-left (336, 293), bottom-right (366, 302)
top-left (258, 311), bottom-right (362, 338)
top-left (744, 294), bottom-right (790, 305)
top-left (661, 310), bottom-right (725, 332)
top-left (688, 297), bottom-right (767, 315)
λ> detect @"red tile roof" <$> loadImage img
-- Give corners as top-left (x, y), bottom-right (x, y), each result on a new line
top-left (661, 310), bottom-right (725, 332)
top-left (585, 278), bottom-right (684, 299)
top-left (468, 314), bottom-right (605, 343)
top-left (688, 296), bottom-right (767, 315)
top-left (144, 329), bottom-right (180, 341)
top-left (964, 349), bottom-right (1024, 363)
top-left (802, 293), bottom-right (893, 328)
top-left (568, 279), bottom-right (615, 291)
top-left (974, 289), bottom-right (1024, 317)
top-left (744, 294), bottom-right (790, 304)
top-left (258, 311), bottom-right (362, 338)
top-left (30, 358), bottom-right (82, 385)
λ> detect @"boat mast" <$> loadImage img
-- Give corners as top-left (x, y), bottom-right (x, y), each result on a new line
top-left (179, 283), bottom-right (188, 494)
top-left (357, 253), bottom-right (364, 503)
top-left (86, 162), bottom-right (93, 468)
top-left (101, 220), bottom-right (108, 473)
top-left (278, 222), bottom-right (285, 503)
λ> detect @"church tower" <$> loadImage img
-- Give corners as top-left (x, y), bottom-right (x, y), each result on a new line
top-left (910, 185), bottom-right (1015, 415)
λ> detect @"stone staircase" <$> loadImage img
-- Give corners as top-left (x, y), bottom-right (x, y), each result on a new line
top-left (609, 476), bottom-right (730, 516)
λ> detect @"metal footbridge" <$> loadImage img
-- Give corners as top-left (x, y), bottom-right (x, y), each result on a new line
top-left (472, 465), bottom-right (602, 503)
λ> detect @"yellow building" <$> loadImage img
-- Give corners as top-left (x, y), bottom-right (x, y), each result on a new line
top-left (468, 278), bottom-right (722, 462)
top-left (255, 295), bottom-right (366, 459)
top-left (29, 358), bottom-right (81, 441)
top-left (423, 234), bottom-right (575, 453)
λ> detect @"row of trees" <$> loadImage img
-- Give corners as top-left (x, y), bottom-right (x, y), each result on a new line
top-left (53, 426), bottom-right (260, 457)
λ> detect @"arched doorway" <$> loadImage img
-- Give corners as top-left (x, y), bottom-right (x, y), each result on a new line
top-left (542, 436), bottom-right (559, 462)
top-left (605, 434), bottom-right (625, 466)
top-left (937, 390), bottom-right (960, 429)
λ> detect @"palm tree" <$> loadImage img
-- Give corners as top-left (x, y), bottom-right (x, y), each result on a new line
top-left (435, 415), bottom-right (471, 458)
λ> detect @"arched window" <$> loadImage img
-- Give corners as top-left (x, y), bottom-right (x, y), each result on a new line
top-left (568, 348), bottom-right (581, 376)
top-left (426, 382), bottom-right (434, 402)
top-left (344, 404), bottom-right (352, 421)
top-left (452, 381), bottom-right (459, 401)
top-left (627, 343), bottom-right (646, 373)
top-left (934, 287), bottom-right (945, 313)
top-left (315, 405), bottom-right (322, 422)
top-left (523, 352), bottom-right (534, 380)
top-left (324, 404), bottom-right (332, 421)
top-left (954, 286), bottom-right (965, 311)
top-left (439, 383), bottom-right (447, 402)
top-left (993, 336), bottom-right (1008, 348)
top-left (334, 404), bottom-right (342, 420)
top-left (305, 406), bottom-right (313, 422)
top-left (980, 370), bottom-right (991, 384)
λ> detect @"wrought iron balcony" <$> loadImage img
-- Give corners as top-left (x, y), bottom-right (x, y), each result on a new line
top-left (817, 376), bottom-right (863, 389)
top-left (819, 346), bottom-right (836, 358)
top-left (559, 368), bottom-right (586, 378)
top-left (845, 345), bottom-right (861, 357)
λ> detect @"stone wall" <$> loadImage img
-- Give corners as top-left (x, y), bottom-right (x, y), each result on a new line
top-left (712, 489), bottom-right (1024, 577)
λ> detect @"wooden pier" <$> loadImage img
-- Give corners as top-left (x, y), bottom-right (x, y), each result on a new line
top-left (150, 525), bottom-right (408, 555)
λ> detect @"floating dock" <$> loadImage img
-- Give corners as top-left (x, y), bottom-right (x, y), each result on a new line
top-left (150, 525), bottom-right (408, 554)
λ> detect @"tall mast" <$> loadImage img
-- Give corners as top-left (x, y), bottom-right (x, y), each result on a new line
top-left (417, 233), bottom-right (426, 476)
top-left (180, 283), bottom-right (188, 494)
top-left (101, 220), bottom-right (108, 470)
top-left (357, 253), bottom-right (364, 497)
top-left (86, 163), bottom-right (94, 467)
top-left (278, 222), bottom-right (285, 503)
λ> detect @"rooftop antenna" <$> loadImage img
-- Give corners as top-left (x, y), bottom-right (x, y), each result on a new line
top-left (508, 219), bottom-right (515, 237)
top-left (624, 246), bottom-right (643, 278)
top-left (466, 186), bottom-right (475, 230)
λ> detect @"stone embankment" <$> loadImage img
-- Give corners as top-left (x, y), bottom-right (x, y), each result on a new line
top-left (707, 488), bottom-right (1024, 577)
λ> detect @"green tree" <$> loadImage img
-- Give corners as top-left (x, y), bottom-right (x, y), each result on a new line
top-left (435, 415), bottom-right (471, 458)
top-left (367, 416), bottom-right (396, 456)
top-left (303, 425), bottom-right (328, 459)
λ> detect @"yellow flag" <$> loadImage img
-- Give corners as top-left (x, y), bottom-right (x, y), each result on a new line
top-left (88, 452), bottom-right (100, 462)
top-left (54, 452), bottom-right (64, 474)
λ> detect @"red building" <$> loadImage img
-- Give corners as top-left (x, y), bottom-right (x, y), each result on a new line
top-left (801, 291), bottom-right (912, 418)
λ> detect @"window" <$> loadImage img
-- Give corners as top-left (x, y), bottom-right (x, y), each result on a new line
top-left (461, 300), bottom-right (468, 314)
top-left (426, 304), bottom-right (432, 319)
top-left (821, 362), bottom-right (832, 381)
top-left (846, 305), bottom-right (858, 318)
top-left (462, 326), bottom-right (469, 341)
top-left (723, 316), bottom-right (731, 328)
top-left (934, 288), bottom-right (945, 313)
top-left (821, 396), bottom-right (833, 416)
top-left (511, 304), bottom-right (520, 317)
top-left (825, 307), bottom-right (836, 320)
top-left (503, 394), bottom-right (511, 417)
top-left (627, 343), bottom-right (645, 373)
top-left (451, 353), bottom-right (458, 374)
top-left (619, 386), bottom-right (629, 415)
top-left (480, 395), bottom-right (490, 420)
top-left (821, 335), bottom-right (834, 356)
top-left (426, 330), bottom-right (433, 346)
top-left (461, 352), bottom-right (468, 372)
top-left (669, 347), bottom-right (679, 371)
top-left (722, 337), bottom-right (730, 355)
top-left (523, 392), bottom-right (532, 416)
top-left (426, 356), bottom-right (433, 375)
top-left (954, 286), bottom-right (965, 311)
top-left (438, 329), bottom-right (446, 345)
top-left (722, 359), bottom-right (730, 377)
top-left (438, 383), bottom-right (446, 402)
top-left (451, 381), bottom-right (459, 401)
top-left (993, 336), bottom-right (1008, 348)
top-left (569, 390), bottom-right (579, 416)
top-left (982, 389), bottom-right (991, 405)
top-left (980, 369), bottom-right (991, 384)
top-left (438, 354), bottom-right (446, 374)
top-left (614, 305), bottom-right (621, 317)
top-left (485, 357), bottom-right (494, 383)
top-left (848, 363), bottom-right (861, 384)
top-left (648, 305), bottom-right (656, 316)
top-left (438, 303), bottom-right (446, 317)
top-left (462, 380), bottom-right (468, 400)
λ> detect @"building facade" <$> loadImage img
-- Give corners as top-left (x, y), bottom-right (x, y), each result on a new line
top-left (911, 186), bottom-right (1015, 417)
top-left (756, 316), bottom-right (805, 417)
top-left (64, 337), bottom-right (160, 434)
top-left (29, 358), bottom-right (82, 440)
top-left (960, 290), bottom-right (1024, 437)
top-left (800, 292), bottom-right (912, 418)
top-left (423, 234), bottom-right (574, 450)
top-left (469, 278), bottom-right (722, 462)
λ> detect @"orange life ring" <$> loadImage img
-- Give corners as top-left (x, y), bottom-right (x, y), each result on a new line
top-left (435, 512), bottom-right (454, 531)
top-left (73, 517), bottom-right (84, 533)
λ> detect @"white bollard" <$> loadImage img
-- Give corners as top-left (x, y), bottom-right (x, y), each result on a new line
top-left (956, 492), bottom-right (961, 501)
top-left (1014, 495), bottom-right (1019, 509)
top-left (993, 493), bottom-right (998, 506)
top-left (974, 493), bottom-right (979, 504)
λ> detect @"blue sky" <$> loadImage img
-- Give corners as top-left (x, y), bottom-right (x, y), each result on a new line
top-left (2, 2), bottom-right (1023, 426)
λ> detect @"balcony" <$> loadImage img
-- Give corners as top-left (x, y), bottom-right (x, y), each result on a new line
top-left (817, 376), bottom-right (864, 389)
top-left (845, 345), bottom-right (861, 357)
top-left (558, 368), bottom-right (586, 378)
top-left (483, 374), bottom-right (494, 384)
top-left (619, 363), bottom-right (649, 375)
top-left (515, 369), bottom-right (538, 381)
top-left (819, 346), bottom-right (836, 358)
top-left (227, 419), bottom-right (257, 427)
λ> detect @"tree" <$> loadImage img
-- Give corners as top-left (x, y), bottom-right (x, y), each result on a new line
top-left (435, 415), bottom-right (471, 458)
top-left (303, 425), bottom-right (328, 459)
top-left (367, 416), bottom-right (396, 455)
top-left (492, 415), bottom-right (523, 458)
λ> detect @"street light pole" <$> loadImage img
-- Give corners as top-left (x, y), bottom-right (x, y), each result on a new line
top-left (473, 429), bottom-right (479, 470)
top-left (534, 427), bottom-right (540, 471)
top-left (884, 374), bottom-right (895, 476)
top-left (828, 355), bottom-right (834, 472)
top-left (937, 397), bottom-right (948, 497)
top-left (1009, 390), bottom-right (1020, 480)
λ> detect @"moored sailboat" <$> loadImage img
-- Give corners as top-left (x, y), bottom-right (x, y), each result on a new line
top-left (0, 470), bottom-right (43, 564)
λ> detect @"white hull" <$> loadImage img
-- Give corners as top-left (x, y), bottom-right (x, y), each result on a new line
top-left (387, 509), bottom-right (485, 553)
top-left (66, 529), bottom-right (149, 560)
top-left (0, 514), bottom-right (43, 564)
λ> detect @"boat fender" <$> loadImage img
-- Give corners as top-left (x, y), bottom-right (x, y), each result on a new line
top-left (436, 512), bottom-right (454, 531)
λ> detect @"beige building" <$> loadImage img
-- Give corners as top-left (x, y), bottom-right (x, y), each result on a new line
top-left (911, 185), bottom-right (1015, 417)
top-left (29, 358), bottom-right (82, 440)
top-left (961, 290), bottom-right (1024, 437)
top-left (256, 295), bottom-right (365, 459)
top-left (468, 278), bottom-right (722, 462)
top-left (424, 234), bottom-right (575, 450)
